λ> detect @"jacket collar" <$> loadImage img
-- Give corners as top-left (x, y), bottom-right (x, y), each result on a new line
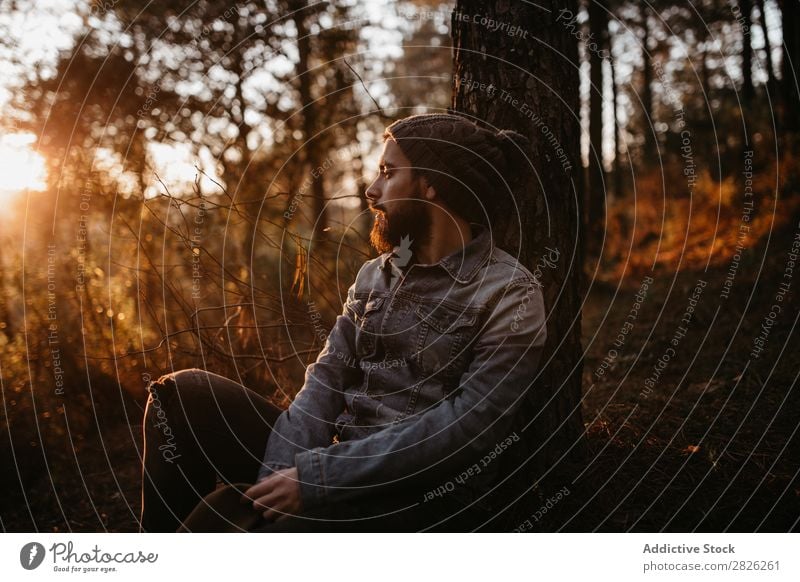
top-left (379, 222), bottom-right (493, 284)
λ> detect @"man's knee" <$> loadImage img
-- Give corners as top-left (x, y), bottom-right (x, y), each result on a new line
top-left (150, 368), bottom-right (211, 394)
top-left (146, 368), bottom-right (212, 418)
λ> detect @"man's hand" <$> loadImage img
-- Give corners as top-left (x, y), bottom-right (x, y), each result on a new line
top-left (242, 467), bottom-right (303, 522)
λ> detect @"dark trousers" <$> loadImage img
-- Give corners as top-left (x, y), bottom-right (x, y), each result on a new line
top-left (140, 368), bottom-right (283, 532)
top-left (140, 368), bottom-right (497, 532)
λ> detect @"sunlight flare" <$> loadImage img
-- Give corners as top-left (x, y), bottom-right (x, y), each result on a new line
top-left (0, 133), bottom-right (47, 201)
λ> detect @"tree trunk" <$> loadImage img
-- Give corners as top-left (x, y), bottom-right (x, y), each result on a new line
top-left (741, 0), bottom-right (754, 177)
top-left (610, 33), bottom-right (623, 201)
top-left (588, 0), bottom-right (607, 256)
top-left (608, 14), bottom-right (628, 250)
top-left (778, 0), bottom-right (800, 137)
top-left (640, 4), bottom-right (656, 164)
top-left (755, 0), bottom-right (777, 97)
top-left (291, 1), bottom-right (328, 240)
top-left (742, 0), bottom-right (754, 108)
top-left (0, 243), bottom-right (13, 339)
top-left (586, 0), bottom-right (608, 256)
top-left (451, 0), bottom-right (586, 516)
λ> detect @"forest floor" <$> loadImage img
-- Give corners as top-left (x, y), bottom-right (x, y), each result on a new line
top-left (535, 218), bottom-right (800, 532)
top-left (2, 223), bottom-right (799, 532)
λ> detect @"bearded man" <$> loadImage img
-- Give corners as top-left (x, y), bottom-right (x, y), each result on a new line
top-left (139, 113), bottom-right (547, 532)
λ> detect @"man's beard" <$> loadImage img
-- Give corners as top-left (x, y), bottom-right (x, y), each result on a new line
top-left (369, 198), bottom-right (431, 257)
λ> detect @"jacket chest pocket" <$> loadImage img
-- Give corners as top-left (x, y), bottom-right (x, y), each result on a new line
top-left (352, 296), bottom-right (385, 356)
top-left (414, 302), bottom-right (478, 381)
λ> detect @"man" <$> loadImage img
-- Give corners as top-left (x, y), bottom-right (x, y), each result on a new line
top-left (139, 112), bottom-right (547, 532)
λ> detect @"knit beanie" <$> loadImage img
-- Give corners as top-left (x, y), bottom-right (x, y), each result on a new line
top-left (383, 112), bottom-right (532, 225)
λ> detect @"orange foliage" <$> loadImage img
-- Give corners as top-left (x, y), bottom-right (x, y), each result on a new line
top-left (599, 153), bottom-right (800, 281)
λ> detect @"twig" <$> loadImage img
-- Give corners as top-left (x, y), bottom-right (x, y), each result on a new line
top-left (344, 58), bottom-right (391, 119)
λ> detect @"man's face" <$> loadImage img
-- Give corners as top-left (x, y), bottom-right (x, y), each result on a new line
top-left (365, 138), bottom-right (431, 254)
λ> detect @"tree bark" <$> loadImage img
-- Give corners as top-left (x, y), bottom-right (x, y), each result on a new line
top-left (588, 0), bottom-right (607, 256)
top-left (778, 0), bottom-right (800, 137)
top-left (742, 0), bottom-right (754, 107)
top-left (754, 0), bottom-right (777, 97)
top-left (451, 0), bottom-right (586, 512)
top-left (640, 4), bottom-right (656, 163)
top-left (609, 33), bottom-right (623, 201)
top-left (291, 1), bottom-right (328, 240)
top-left (0, 243), bottom-right (13, 339)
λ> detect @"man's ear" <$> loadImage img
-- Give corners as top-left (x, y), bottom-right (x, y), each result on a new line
top-left (419, 175), bottom-right (436, 200)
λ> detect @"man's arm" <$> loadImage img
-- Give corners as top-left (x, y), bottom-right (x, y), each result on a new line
top-left (292, 277), bottom-right (547, 510)
top-left (256, 281), bottom-right (363, 482)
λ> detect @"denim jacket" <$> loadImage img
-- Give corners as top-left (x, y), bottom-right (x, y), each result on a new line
top-left (258, 222), bottom-right (547, 515)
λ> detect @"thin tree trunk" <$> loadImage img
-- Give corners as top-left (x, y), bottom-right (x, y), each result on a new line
top-left (610, 37), bottom-right (623, 201)
top-left (0, 243), bottom-right (13, 339)
top-left (778, 0), bottom-right (800, 137)
top-left (701, 46), bottom-right (712, 103)
top-left (640, 4), bottom-right (656, 164)
top-left (452, 0), bottom-right (586, 517)
top-left (755, 0), bottom-right (777, 97)
top-left (588, 0), bottom-right (607, 256)
top-left (741, 0), bottom-right (755, 177)
top-left (742, 0), bottom-right (754, 107)
top-left (608, 16), bottom-right (628, 250)
top-left (291, 1), bottom-right (328, 240)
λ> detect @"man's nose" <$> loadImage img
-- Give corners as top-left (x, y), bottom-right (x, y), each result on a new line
top-left (365, 177), bottom-right (381, 206)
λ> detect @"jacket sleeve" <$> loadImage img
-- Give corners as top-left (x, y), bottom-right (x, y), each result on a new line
top-left (256, 280), bottom-right (363, 482)
top-left (293, 277), bottom-right (547, 510)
